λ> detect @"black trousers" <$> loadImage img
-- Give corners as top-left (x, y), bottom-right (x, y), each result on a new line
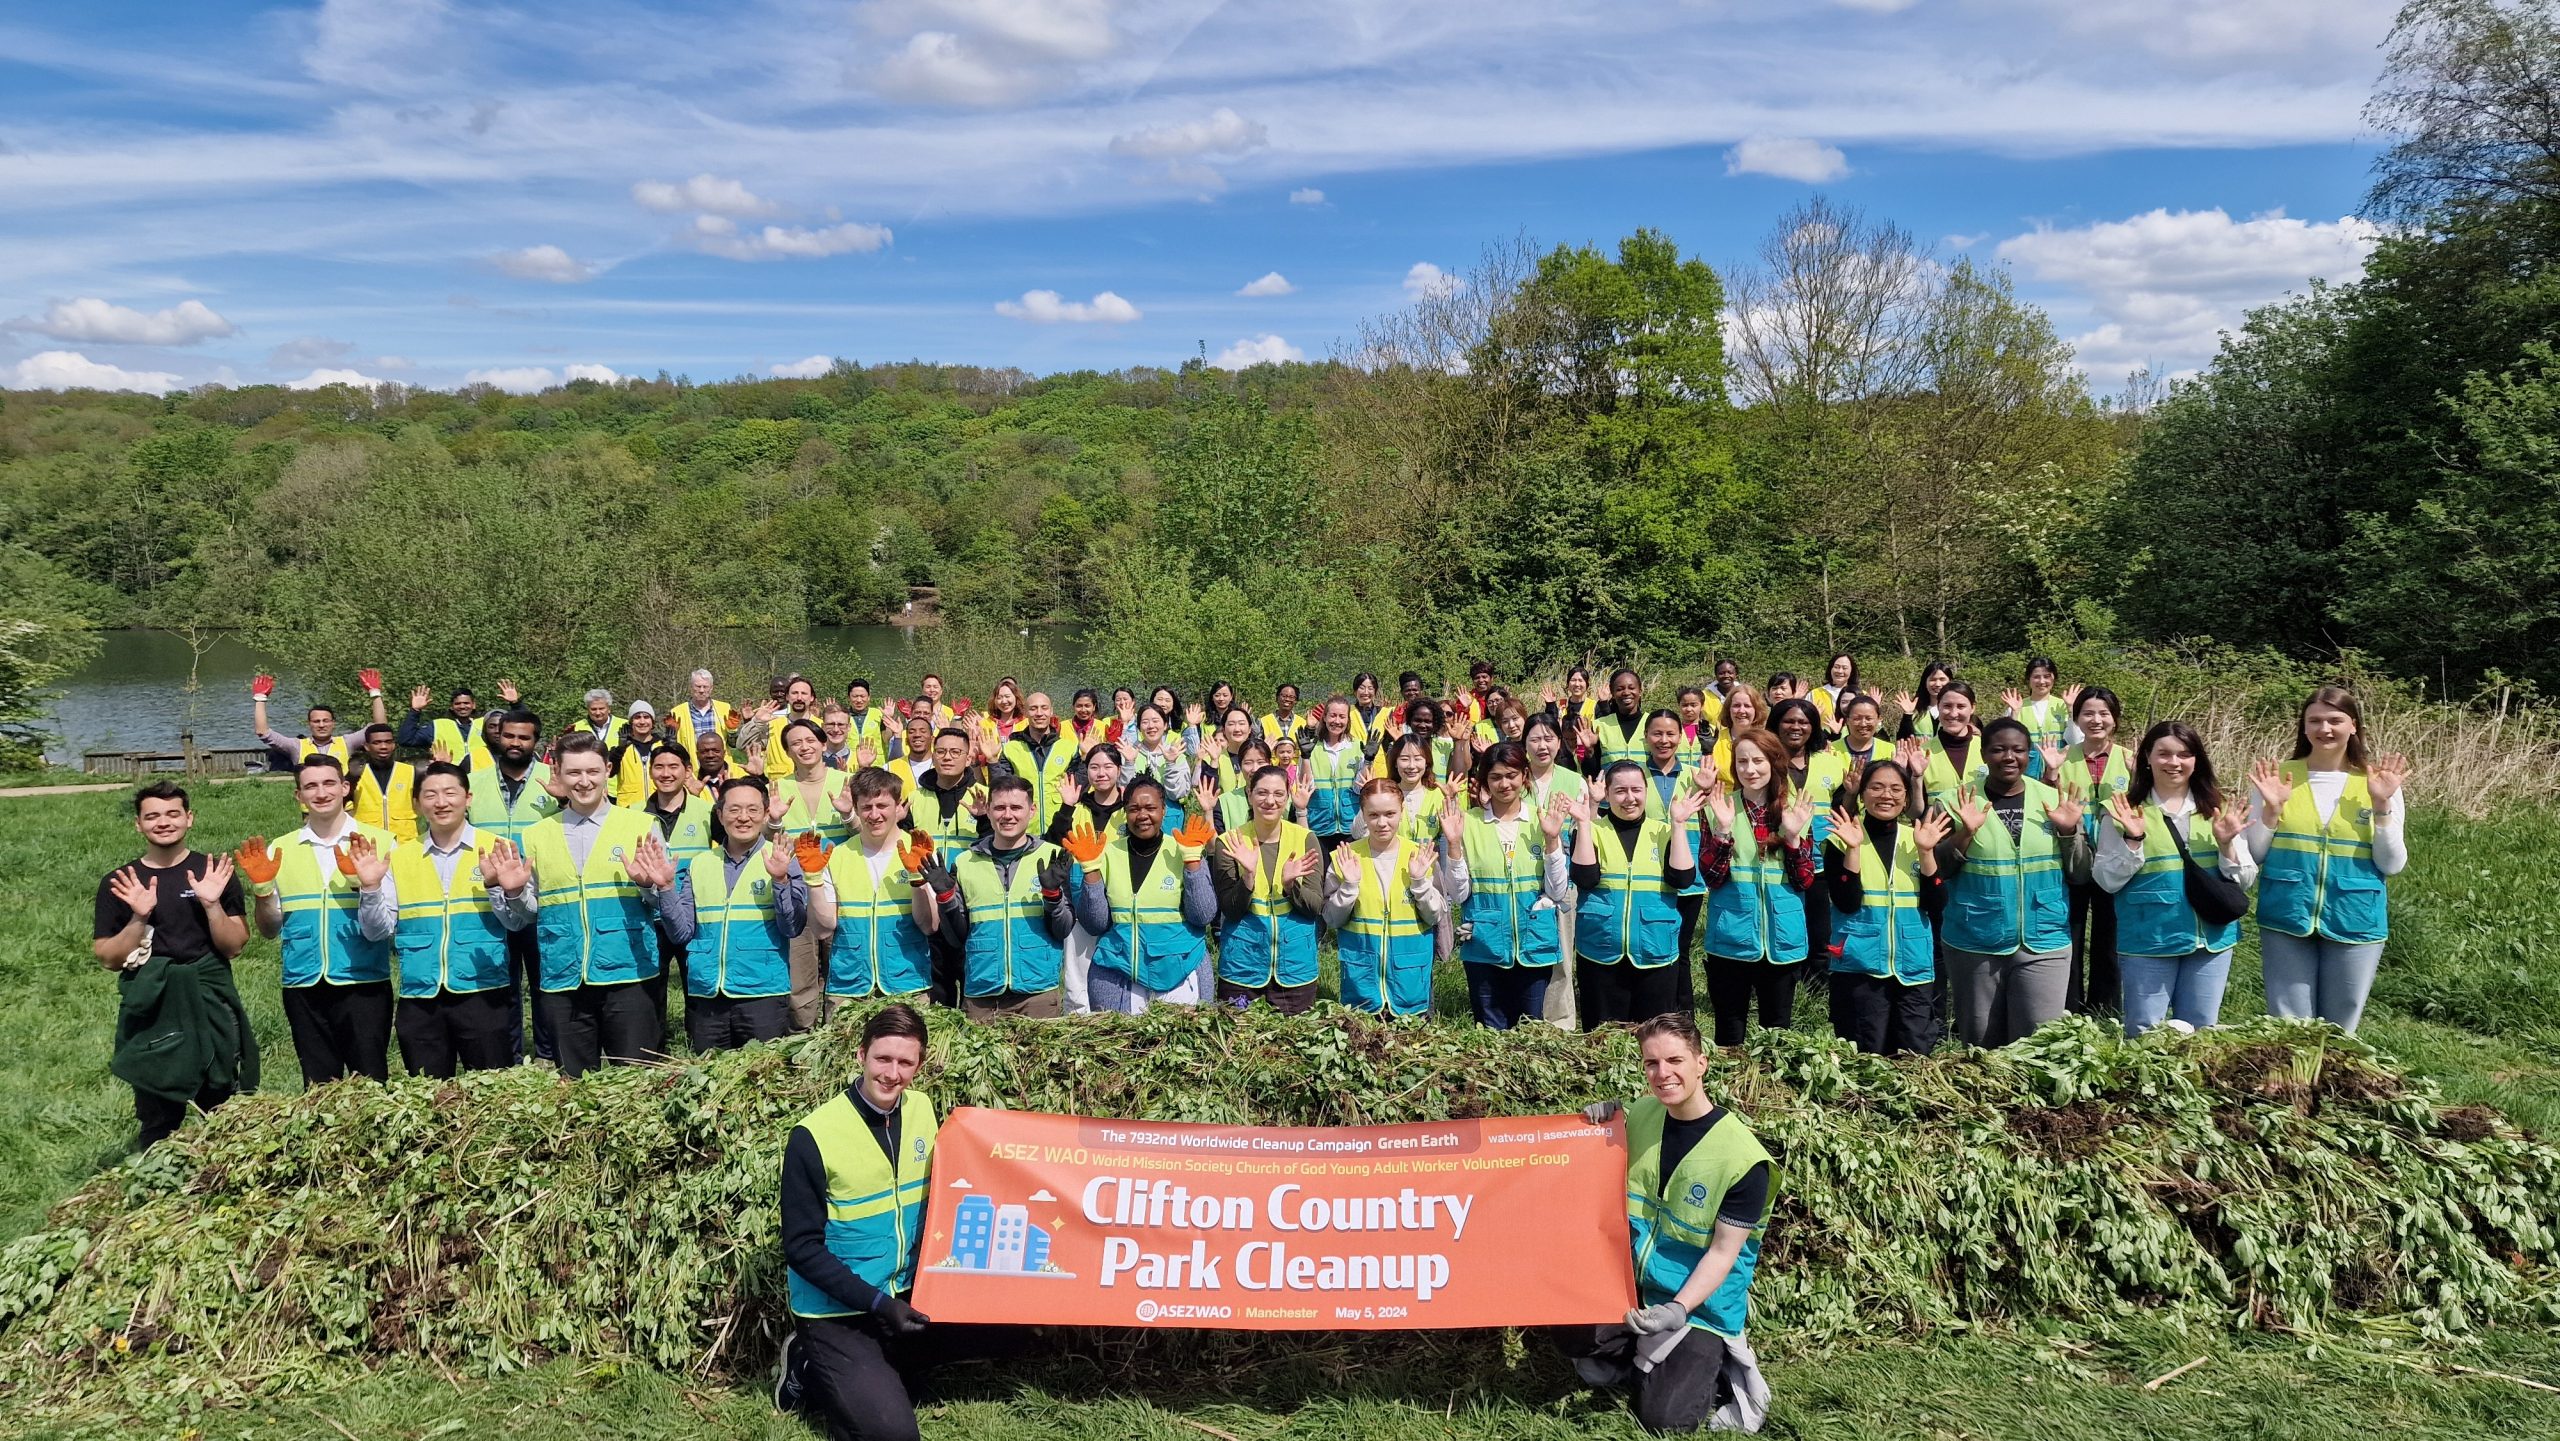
top-left (801, 1314), bottom-right (1024, 1441)
top-left (135, 1080), bottom-right (235, 1148)
top-left (925, 933), bottom-right (963, 1009)
top-left (506, 929), bottom-right (556, 1063)
top-left (2063, 881), bottom-right (2120, 1014)
top-left (1672, 893), bottom-right (1703, 1014)
top-left (1551, 1323), bottom-right (1729, 1435)
top-left (538, 982), bottom-right (665, 1077)
top-left (1704, 955), bottom-right (1799, 1046)
top-left (686, 993), bottom-right (792, 1053)
top-left (395, 988), bottom-right (518, 1078)
top-left (1829, 970), bottom-right (1939, 1055)
top-left (1800, 887), bottom-right (1832, 995)
top-left (1215, 977), bottom-right (1321, 1014)
top-left (1576, 958), bottom-right (1683, 1031)
top-left (282, 979), bottom-right (393, 1085)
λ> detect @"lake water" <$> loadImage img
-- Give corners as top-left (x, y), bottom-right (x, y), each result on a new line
top-left (42, 627), bottom-right (1093, 764)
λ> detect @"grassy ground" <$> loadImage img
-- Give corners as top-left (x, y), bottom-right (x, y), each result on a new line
top-left (4, 785), bottom-right (2557, 1435)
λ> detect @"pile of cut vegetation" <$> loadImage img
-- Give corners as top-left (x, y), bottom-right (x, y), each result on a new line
top-left (0, 1009), bottom-right (2553, 1416)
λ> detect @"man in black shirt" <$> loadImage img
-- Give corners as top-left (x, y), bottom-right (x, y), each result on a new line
top-left (91, 781), bottom-right (255, 1147)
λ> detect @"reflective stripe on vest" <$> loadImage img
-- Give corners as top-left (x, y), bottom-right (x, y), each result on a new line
top-left (1216, 823), bottom-right (1319, 988)
top-left (388, 837), bottom-right (511, 997)
top-left (823, 842), bottom-right (934, 997)
top-left (955, 842), bottom-right (1067, 997)
top-left (2256, 762), bottom-right (2387, 943)
top-left (1941, 779), bottom-right (2070, 956)
top-left (521, 807), bottom-right (658, 991)
top-left (1456, 807), bottom-right (1559, 969)
top-left (1831, 823), bottom-right (1933, 983)
top-left (1575, 815), bottom-right (1679, 967)
top-left (274, 823), bottom-right (395, 987)
top-left (1337, 838), bottom-right (1433, 1015)
top-left (2116, 803), bottom-right (2243, 958)
top-left (1099, 839), bottom-right (1207, 993)
top-left (1702, 805), bottom-right (1809, 964)
top-left (684, 845), bottom-right (792, 998)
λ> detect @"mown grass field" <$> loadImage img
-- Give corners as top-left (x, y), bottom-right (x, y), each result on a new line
top-left (5, 783), bottom-right (2558, 1438)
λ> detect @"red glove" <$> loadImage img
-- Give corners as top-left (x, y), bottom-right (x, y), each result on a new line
top-left (250, 673), bottom-right (276, 699)
top-left (951, 696), bottom-right (974, 716)
top-left (358, 667), bottom-right (383, 694)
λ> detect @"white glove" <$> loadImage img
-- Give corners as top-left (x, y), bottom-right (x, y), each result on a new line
top-left (1581, 1100), bottom-right (1622, 1126)
top-left (1626, 1299), bottom-right (1689, 1335)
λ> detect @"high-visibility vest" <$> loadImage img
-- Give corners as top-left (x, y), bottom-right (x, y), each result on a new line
top-left (2257, 762), bottom-right (2387, 943)
top-left (273, 822), bottom-right (395, 987)
top-left (1703, 802), bottom-right (1810, 964)
top-left (1575, 816), bottom-right (1680, 967)
top-left (1096, 839), bottom-right (1208, 993)
top-left (785, 1089), bottom-right (936, 1317)
top-left (1831, 822), bottom-right (1933, 983)
top-left (2055, 742), bottom-right (2134, 808)
top-left (1922, 735), bottom-right (1987, 811)
top-left (1941, 779), bottom-right (2070, 956)
top-left (1640, 763), bottom-right (1708, 898)
top-left (2014, 696), bottom-right (2070, 779)
top-left (1804, 741), bottom-right (1888, 851)
top-left (429, 716), bottom-right (494, 772)
top-left (1302, 738), bottom-right (1365, 838)
top-left (843, 708), bottom-right (890, 760)
top-left (998, 733), bottom-right (1077, 828)
top-left (953, 841), bottom-right (1071, 998)
top-left (909, 779), bottom-right (981, 868)
top-left (2117, 802), bottom-right (2245, 958)
top-left (521, 806), bottom-right (658, 991)
top-left (671, 699), bottom-right (738, 745)
top-left (640, 793), bottom-right (716, 863)
top-left (296, 735), bottom-right (352, 767)
top-left (1454, 806), bottom-right (1559, 969)
top-left (1624, 1098), bottom-right (1773, 1340)
top-left (465, 763), bottom-right (558, 845)
top-left (1335, 839), bottom-right (1434, 1016)
top-left (1399, 784), bottom-right (1445, 847)
top-left (775, 768), bottom-right (855, 846)
top-left (388, 835), bottom-right (511, 998)
top-left (823, 840), bottom-right (933, 997)
top-left (1592, 710), bottom-right (1649, 767)
top-left (347, 760), bottom-right (418, 843)
top-left (763, 710), bottom-right (821, 776)
top-left (1215, 823), bottom-right (1319, 988)
top-left (682, 846), bottom-right (792, 999)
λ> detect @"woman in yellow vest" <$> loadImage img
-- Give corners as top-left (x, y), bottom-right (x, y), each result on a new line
top-left (1894, 661), bottom-right (1956, 742)
top-left (2001, 657), bottom-right (2077, 784)
top-left (1822, 758), bottom-right (1956, 1055)
top-left (1381, 734), bottom-right (1446, 849)
top-left (1706, 686), bottom-right (1765, 787)
top-left (1911, 681), bottom-right (1986, 809)
top-left (1808, 653), bottom-right (1860, 740)
top-left (1321, 777), bottom-right (1448, 1017)
top-left (767, 719), bottom-right (856, 847)
top-left (1698, 728), bottom-right (1819, 1046)
top-left (2050, 685), bottom-right (2132, 1014)
top-left (1067, 779), bottom-right (1219, 1012)
top-left (1565, 764), bottom-right (1702, 1030)
top-left (2097, 721), bottom-right (2256, 1035)
top-left (1938, 719), bottom-right (2089, 1048)
top-left (2246, 686), bottom-right (2411, 1034)
top-left (1439, 742), bottom-right (1568, 1029)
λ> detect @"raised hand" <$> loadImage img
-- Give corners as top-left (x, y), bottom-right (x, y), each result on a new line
top-left (1953, 786), bottom-right (1988, 838)
top-left (765, 834), bottom-right (797, 879)
top-left (2104, 792), bottom-right (2145, 841)
top-left (341, 833), bottom-right (388, 889)
top-left (1192, 774), bottom-right (1219, 818)
top-left (2211, 798), bottom-right (2250, 847)
top-left (1440, 787), bottom-right (1467, 841)
top-left (250, 672), bottom-right (276, 700)
top-left (544, 766), bottom-right (571, 796)
top-left (2250, 757), bottom-right (2293, 814)
top-left (630, 832), bottom-right (676, 888)
top-left (1781, 790), bottom-right (1815, 844)
top-left (1702, 773), bottom-right (1734, 835)
top-left (1173, 811), bottom-right (1215, 864)
top-left (235, 836), bottom-right (280, 885)
top-left (855, 740), bottom-right (877, 770)
top-left (479, 837), bottom-right (531, 891)
top-left (1572, 716), bottom-right (1597, 753)
top-left (2001, 687), bottom-right (2023, 712)
top-left (898, 830), bottom-right (936, 881)
top-left (1668, 781), bottom-right (1706, 826)
top-left (1291, 775), bottom-right (1314, 814)
top-left (1829, 803), bottom-right (1861, 856)
top-left (409, 683), bottom-right (433, 712)
top-left (1564, 789), bottom-right (1596, 829)
top-left (107, 865), bottom-right (158, 921)
top-left (1894, 737), bottom-right (1927, 775)
top-left (1912, 806), bottom-right (1953, 851)
top-left (197, 853), bottom-right (235, 906)
top-left (1060, 818), bottom-right (1106, 866)
top-left (1331, 845), bottom-right (1361, 886)
top-left (1116, 693), bottom-right (1138, 725)
top-left (2044, 792), bottom-right (2084, 834)
top-left (497, 678), bottom-right (521, 704)
top-left (431, 739), bottom-right (457, 765)
top-left (2038, 742), bottom-right (2066, 778)
top-left (2060, 683), bottom-right (2084, 708)
top-left (1893, 688), bottom-right (1918, 716)
top-left (358, 667), bottom-right (383, 695)
top-left (793, 831), bottom-right (832, 875)
top-left (1541, 798), bottom-right (1567, 845)
top-left (2367, 752), bottom-right (2410, 807)
top-left (1283, 846), bottom-right (1323, 884)
top-left (951, 696), bottom-right (974, 716)
top-left (1406, 844), bottom-right (1435, 886)
top-left (1184, 701), bottom-right (1206, 729)
top-left (1540, 683), bottom-right (1558, 706)
top-left (1058, 773), bottom-right (1083, 809)
top-left (964, 782), bottom-right (989, 818)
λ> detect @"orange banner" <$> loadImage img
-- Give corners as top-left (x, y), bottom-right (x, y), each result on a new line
top-left (910, 1107), bottom-right (1634, 1329)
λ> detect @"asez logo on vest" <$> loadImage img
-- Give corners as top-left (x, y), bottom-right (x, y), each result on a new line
top-left (1686, 1182), bottom-right (1709, 1205)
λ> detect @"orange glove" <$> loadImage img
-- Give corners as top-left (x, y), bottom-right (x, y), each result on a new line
top-left (793, 831), bottom-right (832, 874)
top-left (898, 829), bottom-right (936, 879)
top-left (1173, 811), bottom-right (1215, 864)
top-left (235, 836), bottom-right (280, 886)
top-left (1061, 818), bottom-right (1106, 866)
top-left (335, 844), bottom-right (359, 877)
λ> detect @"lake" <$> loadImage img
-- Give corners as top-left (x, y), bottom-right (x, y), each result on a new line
top-left (41, 628), bottom-right (1095, 764)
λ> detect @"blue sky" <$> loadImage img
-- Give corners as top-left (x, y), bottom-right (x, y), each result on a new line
top-left (0, 0), bottom-right (2398, 396)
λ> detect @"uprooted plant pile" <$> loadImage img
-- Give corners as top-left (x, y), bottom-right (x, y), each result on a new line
top-left (1, 1009), bottom-right (2554, 1416)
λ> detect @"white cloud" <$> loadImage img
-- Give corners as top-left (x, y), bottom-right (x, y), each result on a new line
top-left (1211, 334), bottom-right (1306, 369)
top-left (8, 350), bottom-right (183, 393)
top-left (8, 297), bottom-right (234, 345)
top-left (769, 354), bottom-right (835, 378)
top-left (689, 216), bottom-right (893, 261)
top-left (306, 0), bottom-right (453, 92)
top-left (863, 0), bottom-right (1117, 105)
top-left (1403, 262), bottom-right (1462, 299)
top-left (564, 364), bottom-right (620, 383)
top-left (1109, 107), bottom-right (1268, 160)
top-left (1288, 188), bottom-right (1326, 205)
top-left (463, 366), bottom-right (561, 392)
top-left (994, 289), bottom-right (1141, 323)
top-left (285, 367), bottom-right (389, 390)
top-left (868, 0), bottom-right (1116, 61)
top-left (490, 245), bottom-right (597, 283)
top-left (1997, 207), bottom-right (2382, 374)
top-left (268, 335), bottom-right (355, 368)
top-left (632, 173), bottom-right (779, 217)
top-left (1725, 136), bottom-right (1851, 183)
top-left (1237, 271), bottom-right (1295, 297)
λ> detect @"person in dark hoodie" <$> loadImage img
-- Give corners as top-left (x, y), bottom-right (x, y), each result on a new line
top-left (92, 781), bottom-right (256, 1147)
top-left (927, 776), bottom-right (1081, 1019)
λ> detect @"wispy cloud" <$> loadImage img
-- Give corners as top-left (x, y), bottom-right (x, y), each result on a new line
top-left (995, 289), bottom-right (1140, 323)
top-left (1212, 334), bottom-right (1304, 368)
top-left (490, 245), bottom-right (598, 283)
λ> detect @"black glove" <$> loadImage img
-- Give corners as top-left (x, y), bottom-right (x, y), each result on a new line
top-left (918, 855), bottom-right (955, 893)
top-left (1038, 853), bottom-right (1071, 896)
top-left (872, 1294), bottom-right (931, 1338)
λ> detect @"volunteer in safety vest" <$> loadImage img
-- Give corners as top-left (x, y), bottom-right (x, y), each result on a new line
top-left (814, 768), bottom-right (942, 1010)
top-left (520, 734), bottom-right (664, 1075)
top-left (2097, 721), bottom-right (2258, 1036)
top-left (2001, 658), bottom-right (2077, 784)
top-left (1937, 720), bottom-right (2090, 1049)
top-left (1439, 742), bottom-right (1569, 1030)
top-left (345, 723), bottom-right (419, 843)
top-left (1572, 1012), bottom-right (1775, 1436)
top-left (2050, 685), bottom-right (2132, 1016)
top-left (395, 682), bottom-right (493, 772)
top-left (1581, 668), bottom-right (1652, 773)
top-left (1203, 766), bottom-right (1328, 1013)
top-left (774, 1004), bottom-right (947, 1441)
top-left (996, 693), bottom-right (1077, 831)
top-left (1322, 777), bottom-right (1448, 1017)
top-left (251, 672), bottom-right (355, 771)
top-left (389, 762), bottom-right (536, 1076)
top-left (1300, 696), bottom-right (1368, 856)
top-left (1697, 729), bottom-right (1818, 1047)
top-left (636, 777), bottom-right (810, 1053)
top-left (1565, 764), bottom-right (1701, 1031)
top-left (1067, 778), bottom-right (1219, 1013)
top-left (2247, 686), bottom-right (2411, 1035)
top-left (1823, 758), bottom-right (1956, 1056)
top-left (1636, 710), bottom-right (1709, 1017)
top-left (674, 669), bottom-right (739, 751)
top-left (841, 678), bottom-right (891, 763)
top-left (927, 775), bottom-right (1080, 1020)
top-left (608, 701), bottom-right (675, 806)
top-left (242, 754), bottom-right (398, 1084)
top-left (1911, 681), bottom-right (1986, 809)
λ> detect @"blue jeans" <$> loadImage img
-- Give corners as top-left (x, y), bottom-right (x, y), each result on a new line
top-left (2258, 930), bottom-right (2386, 1034)
top-left (1087, 955), bottom-right (1215, 1015)
top-left (2118, 947), bottom-right (2231, 1036)
top-left (1464, 962), bottom-right (1551, 1030)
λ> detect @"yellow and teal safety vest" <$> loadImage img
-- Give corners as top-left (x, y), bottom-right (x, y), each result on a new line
top-left (1940, 779), bottom-right (2070, 956)
top-left (521, 806), bottom-right (658, 991)
top-left (2116, 802), bottom-right (2245, 958)
top-left (2257, 762), bottom-right (2388, 943)
top-left (1453, 806), bottom-right (1559, 969)
top-left (1335, 838), bottom-right (1434, 1016)
top-left (823, 840), bottom-right (933, 998)
top-left (1096, 837), bottom-right (1208, 992)
top-left (1702, 802), bottom-right (1809, 964)
top-left (273, 822), bottom-right (395, 987)
top-left (785, 1088), bottom-right (937, 1317)
top-left (953, 840), bottom-right (1071, 998)
top-left (1624, 1098), bottom-right (1772, 1339)
top-left (1831, 821), bottom-right (1933, 983)
top-left (388, 833), bottom-right (512, 998)
top-left (1575, 815), bottom-right (1680, 967)
top-left (683, 845), bottom-right (793, 999)
top-left (1215, 823), bottom-right (1319, 989)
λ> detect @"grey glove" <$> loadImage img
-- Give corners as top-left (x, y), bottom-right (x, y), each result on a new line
top-left (1582, 1100), bottom-right (1623, 1126)
top-left (1625, 1299), bottom-right (1689, 1335)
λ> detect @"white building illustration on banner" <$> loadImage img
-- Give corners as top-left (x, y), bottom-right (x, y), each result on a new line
top-left (935, 1185), bottom-right (1073, 1277)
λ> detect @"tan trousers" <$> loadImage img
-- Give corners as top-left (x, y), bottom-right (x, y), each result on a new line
top-left (787, 929), bottom-right (828, 1031)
